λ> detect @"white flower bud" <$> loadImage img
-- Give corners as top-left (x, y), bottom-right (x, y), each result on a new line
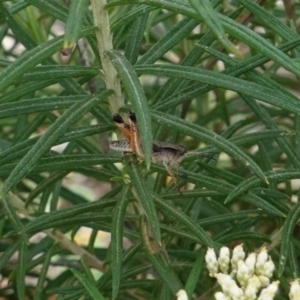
top-left (216, 273), bottom-right (234, 295)
top-left (231, 244), bottom-right (245, 272)
top-left (237, 260), bottom-right (251, 287)
top-left (248, 275), bottom-right (262, 290)
top-left (259, 259), bottom-right (275, 278)
top-left (258, 275), bottom-right (270, 287)
top-left (255, 247), bottom-right (268, 275)
top-left (257, 281), bottom-right (278, 300)
top-left (216, 274), bottom-right (243, 299)
top-left (257, 247), bottom-right (268, 263)
top-left (216, 273), bottom-right (233, 290)
top-left (218, 246), bottom-right (230, 274)
top-left (289, 279), bottom-right (300, 300)
top-left (244, 278), bottom-right (260, 300)
top-left (214, 292), bottom-right (230, 300)
top-left (229, 284), bottom-right (244, 300)
top-left (245, 253), bottom-right (256, 276)
top-left (205, 248), bottom-right (219, 276)
top-left (176, 289), bottom-right (188, 300)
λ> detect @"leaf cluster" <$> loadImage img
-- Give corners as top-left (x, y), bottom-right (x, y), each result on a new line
top-left (0, 0), bottom-right (300, 299)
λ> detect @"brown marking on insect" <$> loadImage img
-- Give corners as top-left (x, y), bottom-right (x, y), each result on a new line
top-left (111, 112), bottom-right (188, 187)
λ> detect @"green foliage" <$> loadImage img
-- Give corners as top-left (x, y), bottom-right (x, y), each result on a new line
top-left (0, 0), bottom-right (300, 299)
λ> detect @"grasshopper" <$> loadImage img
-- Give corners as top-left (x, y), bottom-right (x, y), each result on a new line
top-left (110, 112), bottom-right (187, 184)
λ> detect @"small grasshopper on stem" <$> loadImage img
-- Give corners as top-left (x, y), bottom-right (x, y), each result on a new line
top-left (110, 112), bottom-right (187, 186)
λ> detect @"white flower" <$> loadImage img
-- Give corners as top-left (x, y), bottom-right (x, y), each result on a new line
top-left (214, 291), bottom-right (230, 300)
top-left (216, 273), bottom-right (244, 299)
top-left (257, 281), bottom-right (278, 300)
top-left (237, 260), bottom-right (251, 288)
top-left (258, 275), bottom-right (270, 287)
top-left (245, 253), bottom-right (256, 276)
top-left (205, 248), bottom-right (219, 276)
top-left (244, 275), bottom-right (261, 300)
top-left (259, 259), bottom-right (275, 278)
top-left (255, 247), bottom-right (268, 275)
top-left (231, 244), bottom-right (245, 272)
top-left (289, 279), bottom-right (300, 300)
top-left (219, 246), bottom-right (230, 274)
top-left (176, 289), bottom-right (188, 300)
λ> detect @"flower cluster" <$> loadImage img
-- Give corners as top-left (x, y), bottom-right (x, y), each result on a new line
top-left (205, 244), bottom-right (278, 300)
top-left (175, 245), bottom-right (300, 300)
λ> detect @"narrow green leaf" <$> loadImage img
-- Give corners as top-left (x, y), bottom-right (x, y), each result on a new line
top-left (157, 284), bottom-right (173, 300)
top-left (153, 2), bottom-right (241, 104)
top-left (185, 249), bottom-right (205, 298)
top-left (153, 194), bottom-right (215, 248)
top-left (0, 240), bottom-right (21, 273)
top-left (26, 0), bottom-right (68, 22)
top-left (95, 242), bottom-right (142, 291)
top-left (70, 268), bottom-right (106, 300)
top-left (220, 16), bottom-right (300, 78)
top-left (216, 231), bottom-right (270, 244)
top-left (199, 44), bottom-right (298, 101)
top-left (63, 0), bottom-right (89, 49)
top-left (0, 124), bottom-right (113, 166)
top-left (197, 210), bottom-right (269, 227)
top-left (111, 185), bottom-right (130, 299)
top-left (125, 14), bottom-right (148, 64)
top-left (26, 171), bottom-right (69, 206)
top-left (0, 26), bottom-right (95, 92)
top-left (19, 65), bottom-right (99, 82)
top-left (0, 80), bottom-right (57, 103)
top-left (177, 169), bottom-right (283, 216)
top-left (106, 50), bottom-right (153, 168)
top-left (225, 170), bottom-right (300, 204)
top-left (154, 38), bottom-right (300, 111)
top-left (0, 154), bottom-right (119, 177)
top-left (17, 241), bottom-right (27, 300)
top-left (1, 90), bottom-right (112, 195)
top-left (0, 2), bottom-right (86, 95)
top-left (109, 0), bottom-right (300, 78)
top-left (20, 213), bottom-right (119, 233)
top-left (33, 246), bottom-right (54, 300)
top-left (279, 201), bottom-right (300, 276)
top-left (24, 198), bottom-right (117, 233)
top-left (237, 0), bottom-right (299, 41)
top-left (189, 0), bottom-right (239, 57)
top-left (0, 96), bottom-right (87, 119)
top-left (126, 157), bottom-right (161, 244)
top-left (111, 5), bottom-right (155, 31)
top-left (1, 194), bottom-right (28, 242)
top-left (136, 65), bottom-right (300, 116)
top-left (140, 215), bottom-right (182, 294)
top-left (289, 240), bottom-right (300, 279)
top-left (137, 18), bottom-right (198, 65)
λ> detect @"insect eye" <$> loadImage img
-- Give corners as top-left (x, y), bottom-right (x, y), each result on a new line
top-left (112, 114), bottom-right (124, 123)
top-left (128, 112), bottom-right (137, 123)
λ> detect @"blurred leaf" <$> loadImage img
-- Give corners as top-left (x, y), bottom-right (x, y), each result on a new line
top-left (0, 26), bottom-right (95, 92)
top-left (16, 241), bottom-right (27, 300)
top-left (189, 0), bottom-right (240, 57)
top-left (63, 0), bottom-right (89, 50)
top-left (111, 185), bottom-right (130, 299)
top-left (70, 268), bottom-right (106, 300)
top-left (2, 90), bottom-right (112, 195)
top-left (127, 157), bottom-right (161, 243)
top-left (137, 65), bottom-right (300, 116)
top-left (279, 201), bottom-right (300, 276)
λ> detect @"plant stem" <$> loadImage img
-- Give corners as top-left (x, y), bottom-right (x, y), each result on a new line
top-left (90, 0), bottom-right (123, 113)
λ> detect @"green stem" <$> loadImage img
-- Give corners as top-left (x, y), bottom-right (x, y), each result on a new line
top-left (90, 0), bottom-right (123, 113)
